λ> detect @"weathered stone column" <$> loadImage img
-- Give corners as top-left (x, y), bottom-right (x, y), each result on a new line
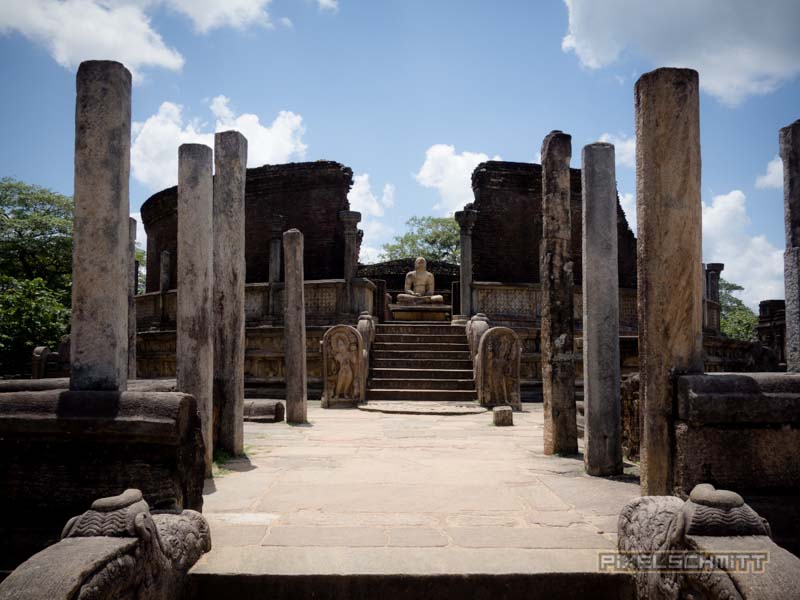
top-left (581, 142), bottom-right (622, 476)
top-left (159, 250), bottom-right (171, 292)
top-left (177, 143), bottom-right (214, 475)
top-left (635, 68), bottom-right (704, 495)
top-left (70, 61), bottom-right (131, 392)
top-left (340, 210), bottom-right (362, 314)
top-left (705, 263), bottom-right (723, 305)
top-left (268, 214), bottom-right (286, 317)
top-left (454, 209), bottom-right (478, 317)
top-left (213, 131), bottom-right (248, 455)
top-left (128, 217), bottom-right (137, 379)
top-left (159, 250), bottom-right (171, 325)
top-left (284, 228), bottom-right (308, 424)
top-left (540, 130), bottom-right (577, 455)
top-left (781, 119), bottom-right (800, 372)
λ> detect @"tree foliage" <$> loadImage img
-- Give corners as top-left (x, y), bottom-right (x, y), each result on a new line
top-left (719, 278), bottom-right (758, 342)
top-left (379, 216), bottom-right (460, 263)
top-left (0, 177), bottom-right (73, 301)
top-left (0, 276), bottom-right (70, 376)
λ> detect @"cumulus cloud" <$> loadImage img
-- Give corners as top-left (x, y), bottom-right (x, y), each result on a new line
top-left (165, 0), bottom-right (272, 32)
top-left (755, 156), bottom-right (783, 190)
top-left (561, 0), bottom-right (800, 105)
top-left (702, 189), bottom-right (783, 308)
top-left (599, 132), bottom-right (636, 169)
top-left (318, 0), bottom-right (338, 11)
top-left (131, 96), bottom-right (307, 191)
top-left (348, 174), bottom-right (395, 263)
top-left (0, 0), bottom-right (184, 80)
top-left (130, 212), bottom-right (147, 249)
top-left (415, 144), bottom-right (500, 215)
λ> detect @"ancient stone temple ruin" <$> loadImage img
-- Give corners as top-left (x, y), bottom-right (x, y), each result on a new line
top-left (1, 58), bottom-right (799, 600)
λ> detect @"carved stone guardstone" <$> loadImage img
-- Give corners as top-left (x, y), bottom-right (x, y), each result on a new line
top-left (0, 489), bottom-right (211, 600)
top-left (476, 327), bottom-right (522, 411)
top-left (466, 313), bottom-right (490, 359)
top-left (321, 325), bottom-right (366, 409)
top-left (617, 483), bottom-right (800, 600)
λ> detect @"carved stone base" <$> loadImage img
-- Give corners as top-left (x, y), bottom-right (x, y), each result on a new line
top-left (389, 304), bottom-right (452, 321)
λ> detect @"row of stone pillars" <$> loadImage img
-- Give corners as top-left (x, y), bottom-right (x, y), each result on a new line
top-left (537, 68), bottom-right (704, 492)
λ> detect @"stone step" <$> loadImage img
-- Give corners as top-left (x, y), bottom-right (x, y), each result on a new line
top-left (366, 388), bottom-right (478, 402)
top-left (377, 324), bottom-right (464, 336)
top-left (373, 358), bottom-right (474, 370)
top-left (369, 378), bottom-right (475, 390)
top-left (373, 350), bottom-right (471, 360)
top-left (375, 334), bottom-right (467, 344)
top-left (371, 368), bottom-right (474, 380)
top-left (373, 342), bottom-right (469, 352)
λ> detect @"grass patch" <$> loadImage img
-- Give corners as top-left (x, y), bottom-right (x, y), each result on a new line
top-left (212, 447), bottom-right (250, 477)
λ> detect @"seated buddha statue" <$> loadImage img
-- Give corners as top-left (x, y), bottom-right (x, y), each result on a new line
top-left (396, 257), bottom-right (444, 304)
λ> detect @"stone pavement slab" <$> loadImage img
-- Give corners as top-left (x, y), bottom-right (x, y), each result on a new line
top-left (194, 401), bottom-right (640, 578)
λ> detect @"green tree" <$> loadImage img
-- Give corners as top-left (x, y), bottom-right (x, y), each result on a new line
top-left (380, 216), bottom-right (460, 263)
top-left (0, 276), bottom-right (70, 376)
top-left (719, 278), bottom-right (758, 341)
top-left (0, 177), bottom-right (73, 301)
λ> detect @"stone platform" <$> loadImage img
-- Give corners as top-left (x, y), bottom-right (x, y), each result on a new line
top-left (388, 304), bottom-right (451, 321)
top-left (358, 401), bottom-right (487, 415)
top-left (190, 401), bottom-right (640, 598)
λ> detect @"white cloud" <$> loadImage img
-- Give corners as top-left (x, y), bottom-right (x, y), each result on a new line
top-left (0, 0), bottom-right (184, 81)
top-left (318, 0), bottom-right (338, 11)
top-left (599, 132), bottom-right (635, 169)
top-left (702, 189), bottom-right (783, 308)
top-left (562, 0), bottom-right (800, 105)
top-left (619, 191), bottom-right (636, 235)
top-left (164, 0), bottom-right (272, 33)
top-left (280, 16), bottom-right (293, 28)
top-left (755, 156), bottom-right (783, 190)
top-left (130, 212), bottom-right (147, 249)
top-left (131, 96), bottom-right (307, 191)
top-left (415, 144), bottom-right (500, 215)
top-left (348, 174), bottom-right (395, 263)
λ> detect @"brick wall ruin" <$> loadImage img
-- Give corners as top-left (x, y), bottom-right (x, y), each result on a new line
top-left (141, 161), bottom-right (354, 292)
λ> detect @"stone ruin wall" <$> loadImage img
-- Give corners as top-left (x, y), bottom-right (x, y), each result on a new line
top-left (140, 161), bottom-right (354, 292)
top-left (469, 160), bottom-right (638, 288)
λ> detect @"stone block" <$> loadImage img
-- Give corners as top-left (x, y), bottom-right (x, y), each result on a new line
top-left (493, 406), bottom-right (513, 426)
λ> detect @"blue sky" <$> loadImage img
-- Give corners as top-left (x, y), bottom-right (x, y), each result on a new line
top-left (1, 0), bottom-right (798, 307)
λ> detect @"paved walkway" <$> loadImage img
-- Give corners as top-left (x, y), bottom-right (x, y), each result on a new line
top-left (192, 402), bottom-right (640, 577)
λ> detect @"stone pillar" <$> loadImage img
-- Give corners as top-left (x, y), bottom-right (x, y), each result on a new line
top-left (340, 210), bottom-right (361, 313)
top-left (706, 263), bottom-right (724, 305)
top-left (159, 250), bottom-right (171, 325)
top-left (213, 131), bottom-right (248, 455)
top-left (268, 214), bottom-right (286, 318)
top-left (70, 61), bottom-right (131, 392)
top-left (128, 217), bottom-right (137, 380)
top-left (454, 209), bottom-right (478, 317)
top-left (635, 68), bottom-right (704, 495)
top-left (159, 250), bottom-right (171, 293)
top-left (540, 130), bottom-right (577, 456)
top-left (176, 143), bottom-right (214, 475)
top-left (284, 229), bottom-right (308, 424)
top-left (581, 143), bottom-right (622, 476)
top-left (781, 119), bottom-right (800, 372)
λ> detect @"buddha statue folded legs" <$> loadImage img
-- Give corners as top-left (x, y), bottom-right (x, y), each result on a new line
top-left (396, 257), bottom-right (444, 304)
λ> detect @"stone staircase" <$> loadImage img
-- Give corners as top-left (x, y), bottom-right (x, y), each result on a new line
top-left (367, 322), bottom-right (477, 403)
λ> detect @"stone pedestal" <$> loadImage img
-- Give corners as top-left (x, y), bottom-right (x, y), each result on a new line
top-left (454, 209), bottom-right (478, 317)
top-left (70, 61), bottom-right (132, 392)
top-left (540, 130), bottom-right (577, 456)
top-left (177, 143), bottom-right (214, 475)
top-left (635, 68), bottom-right (703, 495)
top-left (781, 119), bottom-right (800, 372)
top-left (213, 131), bottom-right (248, 455)
top-left (493, 406), bottom-right (513, 426)
top-left (284, 229), bottom-right (308, 424)
top-left (581, 142), bottom-right (622, 476)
